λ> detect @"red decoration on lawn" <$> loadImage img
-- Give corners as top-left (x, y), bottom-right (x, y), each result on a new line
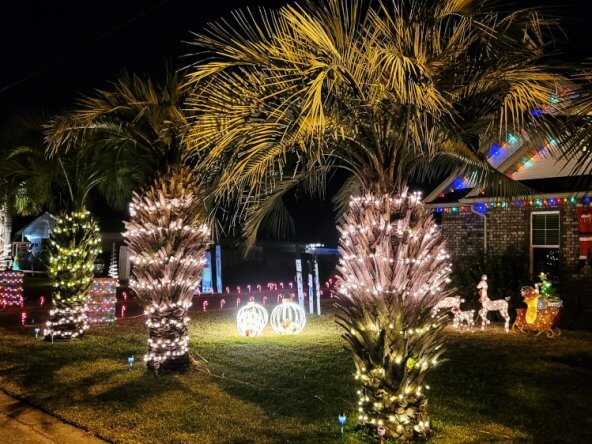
top-left (0, 271), bottom-right (24, 308)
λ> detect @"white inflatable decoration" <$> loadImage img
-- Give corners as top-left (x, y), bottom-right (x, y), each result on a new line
top-left (236, 301), bottom-right (268, 337)
top-left (270, 298), bottom-right (306, 335)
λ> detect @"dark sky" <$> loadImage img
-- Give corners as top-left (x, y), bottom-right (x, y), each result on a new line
top-left (2, 0), bottom-right (592, 244)
top-left (1, 0), bottom-right (592, 119)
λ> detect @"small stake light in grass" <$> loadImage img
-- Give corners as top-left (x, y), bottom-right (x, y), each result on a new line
top-left (34, 327), bottom-right (40, 338)
top-left (271, 299), bottom-right (306, 335)
top-left (338, 413), bottom-right (346, 433)
top-left (237, 301), bottom-right (268, 337)
top-left (128, 355), bottom-right (134, 370)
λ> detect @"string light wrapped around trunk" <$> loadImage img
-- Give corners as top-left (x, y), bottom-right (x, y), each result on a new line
top-left (124, 166), bottom-right (210, 374)
top-left (335, 188), bottom-right (453, 440)
top-left (44, 209), bottom-right (101, 341)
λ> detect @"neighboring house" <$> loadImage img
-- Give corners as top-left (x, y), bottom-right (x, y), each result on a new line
top-left (425, 132), bottom-right (592, 307)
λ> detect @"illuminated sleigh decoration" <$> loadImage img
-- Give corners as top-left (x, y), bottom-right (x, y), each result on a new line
top-left (512, 286), bottom-right (562, 338)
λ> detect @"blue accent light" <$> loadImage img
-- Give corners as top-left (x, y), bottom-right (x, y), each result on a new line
top-left (585, 196), bottom-right (591, 204)
top-left (473, 203), bottom-right (487, 213)
top-left (488, 144), bottom-right (502, 158)
top-left (437, 207), bottom-right (443, 213)
top-left (531, 109), bottom-right (543, 117)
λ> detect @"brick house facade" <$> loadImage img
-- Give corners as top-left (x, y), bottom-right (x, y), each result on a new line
top-left (437, 203), bottom-right (592, 312)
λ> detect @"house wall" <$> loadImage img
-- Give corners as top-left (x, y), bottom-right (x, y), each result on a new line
top-left (441, 205), bottom-right (592, 310)
top-left (440, 212), bottom-right (484, 258)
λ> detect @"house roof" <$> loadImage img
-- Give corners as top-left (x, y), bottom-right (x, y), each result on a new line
top-left (16, 212), bottom-right (57, 240)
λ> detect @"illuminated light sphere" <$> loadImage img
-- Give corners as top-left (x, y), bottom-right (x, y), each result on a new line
top-left (270, 299), bottom-right (306, 335)
top-left (236, 301), bottom-right (268, 337)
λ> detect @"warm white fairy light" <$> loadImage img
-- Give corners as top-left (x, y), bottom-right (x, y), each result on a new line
top-left (45, 209), bottom-right (100, 340)
top-left (270, 299), bottom-right (306, 334)
top-left (236, 301), bottom-right (268, 337)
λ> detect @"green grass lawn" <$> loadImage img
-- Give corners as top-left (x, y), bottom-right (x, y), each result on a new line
top-left (0, 308), bottom-right (591, 443)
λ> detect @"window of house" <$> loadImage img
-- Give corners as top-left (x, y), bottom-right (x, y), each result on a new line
top-left (531, 211), bottom-right (560, 279)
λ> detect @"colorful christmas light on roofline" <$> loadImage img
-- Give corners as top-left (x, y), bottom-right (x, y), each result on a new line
top-left (435, 195), bottom-right (591, 214)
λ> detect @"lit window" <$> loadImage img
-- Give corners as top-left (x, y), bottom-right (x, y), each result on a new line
top-left (531, 212), bottom-right (559, 279)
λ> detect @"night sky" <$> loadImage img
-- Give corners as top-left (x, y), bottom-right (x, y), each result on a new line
top-left (2, 0), bottom-right (592, 244)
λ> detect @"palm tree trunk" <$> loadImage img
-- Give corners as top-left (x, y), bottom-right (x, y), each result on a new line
top-left (145, 303), bottom-right (191, 373)
top-left (335, 187), bottom-right (452, 440)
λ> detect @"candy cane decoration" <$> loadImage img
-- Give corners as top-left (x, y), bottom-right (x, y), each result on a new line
top-left (263, 296), bottom-right (268, 305)
top-left (277, 293), bottom-right (282, 303)
top-left (236, 298), bottom-right (241, 307)
top-left (247, 284), bottom-right (252, 293)
top-left (220, 299), bottom-right (226, 309)
top-left (203, 300), bottom-right (209, 312)
top-left (39, 296), bottom-right (45, 306)
top-left (257, 284), bottom-right (262, 292)
top-left (237, 286), bottom-right (241, 294)
top-left (225, 286), bottom-right (230, 294)
top-left (21, 312), bottom-right (27, 325)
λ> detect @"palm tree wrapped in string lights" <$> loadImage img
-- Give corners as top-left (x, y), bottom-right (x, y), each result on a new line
top-left (124, 166), bottom-right (210, 373)
top-left (186, 0), bottom-right (568, 437)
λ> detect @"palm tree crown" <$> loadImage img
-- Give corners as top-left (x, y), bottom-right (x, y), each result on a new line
top-left (185, 0), bottom-right (568, 244)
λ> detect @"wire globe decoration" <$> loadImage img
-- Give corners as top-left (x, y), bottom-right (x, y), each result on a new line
top-left (236, 301), bottom-right (268, 337)
top-left (270, 298), bottom-right (306, 335)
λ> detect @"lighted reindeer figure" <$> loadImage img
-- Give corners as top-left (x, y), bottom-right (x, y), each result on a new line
top-left (477, 275), bottom-right (510, 331)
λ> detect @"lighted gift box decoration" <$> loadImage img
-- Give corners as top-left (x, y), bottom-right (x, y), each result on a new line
top-left (0, 271), bottom-right (24, 308)
top-left (86, 278), bottom-right (118, 324)
top-left (236, 301), bottom-right (268, 337)
top-left (270, 298), bottom-right (306, 335)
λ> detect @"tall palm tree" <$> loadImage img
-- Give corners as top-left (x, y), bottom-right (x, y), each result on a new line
top-left (185, 0), bottom-right (567, 438)
top-left (46, 70), bottom-right (213, 371)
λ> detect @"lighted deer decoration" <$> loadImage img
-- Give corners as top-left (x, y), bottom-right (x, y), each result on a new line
top-left (477, 275), bottom-right (510, 331)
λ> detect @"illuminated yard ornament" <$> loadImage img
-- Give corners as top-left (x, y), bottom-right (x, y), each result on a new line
top-left (477, 275), bottom-right (510, 331)
top-left (270, 298), bottom-right (306, 334)
top-left (236, 301), bottom-right (268, 337)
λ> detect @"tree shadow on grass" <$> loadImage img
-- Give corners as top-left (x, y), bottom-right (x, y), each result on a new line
top-left (431, 330), bottom-right (592, 442)
top-left (190, 338), bottom-right (356, 441)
